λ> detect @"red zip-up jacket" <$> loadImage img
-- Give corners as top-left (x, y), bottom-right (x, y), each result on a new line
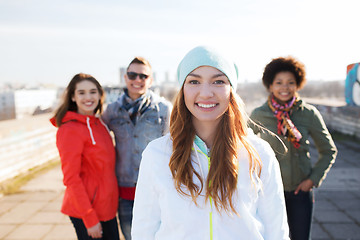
top-left (51, 111), bottom-right (118, 228)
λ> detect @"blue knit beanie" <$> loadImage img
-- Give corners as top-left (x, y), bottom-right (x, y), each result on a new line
top-left (177, 46), bottom-right (239, 91)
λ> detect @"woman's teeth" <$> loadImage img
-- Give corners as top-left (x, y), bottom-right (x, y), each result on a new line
top-left (197, 103), bottom-right (216, 108)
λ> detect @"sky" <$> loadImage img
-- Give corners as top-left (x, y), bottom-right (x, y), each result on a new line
top-left (0, 0), bottom-right (359, 87)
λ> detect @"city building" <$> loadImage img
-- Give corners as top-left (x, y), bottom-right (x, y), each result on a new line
top-left (0, 88), bottom-right (59, 121)
top-left (0, 90), bottom-right (16, 121)
top-left (14, 89), bottom-right (59, 119)
top-left (119, 67), bottom-right (126, 87)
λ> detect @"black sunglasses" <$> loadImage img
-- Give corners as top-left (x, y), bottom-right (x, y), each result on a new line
top-left (127, 72), bottom-right (149, 80)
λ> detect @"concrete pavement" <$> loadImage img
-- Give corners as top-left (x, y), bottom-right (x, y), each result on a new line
top-left (0, 137), bottom-right (359, 239)
top-left (309, 138), bottom-right (360, 240)
top-left (0, 165), bottom-right (74, 240)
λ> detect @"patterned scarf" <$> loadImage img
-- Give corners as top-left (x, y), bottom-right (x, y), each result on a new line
top-left (268, 94), bottom-right (302, 148)
top-left (121, 89), bottom-right (151, 125)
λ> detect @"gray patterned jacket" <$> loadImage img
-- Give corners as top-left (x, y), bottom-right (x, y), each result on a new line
top-left (102, 90), bottom-right (172, 187)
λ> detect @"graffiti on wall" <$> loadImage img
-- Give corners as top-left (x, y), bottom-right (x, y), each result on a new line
top-left (345, 63), bottom-right (360, 106)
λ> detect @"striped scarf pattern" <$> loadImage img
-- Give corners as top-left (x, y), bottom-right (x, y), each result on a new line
top-left (268, 95), bottom-right (302, 148)
top-left (122, 89), bottom-right (151, 125)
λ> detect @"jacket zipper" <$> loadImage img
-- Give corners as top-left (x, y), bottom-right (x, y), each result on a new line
top-left (194, 147), bottom-right (213, 240)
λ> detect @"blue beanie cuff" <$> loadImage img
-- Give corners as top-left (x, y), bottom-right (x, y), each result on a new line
top-left (177, 46), bottom-right (238, 90)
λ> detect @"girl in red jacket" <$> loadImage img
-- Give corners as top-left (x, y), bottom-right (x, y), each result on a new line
top-left (51, 73), bottom-right (119, 240)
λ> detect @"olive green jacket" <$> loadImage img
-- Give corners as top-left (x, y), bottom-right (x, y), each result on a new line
top-left (249, 98), bottom-right (337, 191)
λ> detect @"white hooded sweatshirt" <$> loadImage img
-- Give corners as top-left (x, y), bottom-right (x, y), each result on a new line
top-left (132, 133), bottom-right (289, 240)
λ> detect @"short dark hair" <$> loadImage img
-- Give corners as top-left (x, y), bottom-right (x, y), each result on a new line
top-left (127, 57), bottom-right (152, 71)
top-left (262, 56), bottom-right (306, 90)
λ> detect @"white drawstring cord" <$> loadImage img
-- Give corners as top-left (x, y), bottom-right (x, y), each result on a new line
top-left (99, 118), bottom-right (111, 133)
top-left (86, 117), bottom-right (96, 145)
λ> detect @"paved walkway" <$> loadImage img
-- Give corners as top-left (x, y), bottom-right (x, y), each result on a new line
top-left (309, 138), bottom-right (360, 240)
top-left (0, 138), bottom-right (359, 239)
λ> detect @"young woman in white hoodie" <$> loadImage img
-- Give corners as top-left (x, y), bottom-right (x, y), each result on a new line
top-left (131, 46), bottom-right (290, 240)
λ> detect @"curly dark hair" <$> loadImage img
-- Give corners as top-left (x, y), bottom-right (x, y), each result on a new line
top-left (262, 56), bottom-right (306, 90)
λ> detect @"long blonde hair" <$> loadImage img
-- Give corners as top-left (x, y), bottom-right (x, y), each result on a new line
top-left (169, 87), bottom-right (262, 214)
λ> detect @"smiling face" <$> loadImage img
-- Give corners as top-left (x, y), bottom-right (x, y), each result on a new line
top-left (183, 66), bottom-right (231, 129)
top-left (269, 71), bottom-right (298, 104)
top-left (71, 80), bottom-right (100, 115)
top-left (125, 63), bottom-right (153, 100)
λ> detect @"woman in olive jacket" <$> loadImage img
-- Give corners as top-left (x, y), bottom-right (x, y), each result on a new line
top-left (250, 56), bottom-right (337, 240)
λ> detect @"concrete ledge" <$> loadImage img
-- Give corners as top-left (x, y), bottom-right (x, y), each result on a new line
top-left (0, 113), bottom-right (58, 183)
top-left (309, 102), bottom-right (360, 139)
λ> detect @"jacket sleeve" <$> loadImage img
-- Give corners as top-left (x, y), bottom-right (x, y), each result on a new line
top-left (249, 110), bottom-right (261, 135)
top-left (250, 109), bottom-right (288, 156)
top-left (256, 141), bottom-right (290, 240)
top-left (56, 126), bottom-right (99, 228)
top-left (160, 101), bottom-right (172, 135)
top-left (308, 108), bottom-right (337, 187)
top-left (132, 143), bottom-right (161, 240)
top-left (101, 103), bottom-right (113, 125)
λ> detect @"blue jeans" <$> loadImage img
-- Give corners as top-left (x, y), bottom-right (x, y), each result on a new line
top-left (70, 217), bottom-right (120, 240)
top-left (118, 198), bottom-right (134, 240)
top-left (284, 190), bottom-right (314, 240)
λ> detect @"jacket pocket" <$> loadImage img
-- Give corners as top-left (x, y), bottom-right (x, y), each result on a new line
top-left (143, 115), bottom-right (162, 139)
top-left (297, 149), bottom-right (312, 179)
top-left (111, 118), bottom-right (130, 141)
top-left (91, 186), bottom-right (98, 204)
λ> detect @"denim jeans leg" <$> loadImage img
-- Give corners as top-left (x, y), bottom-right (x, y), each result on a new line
top-left (285, 190), bottom-right (314, 240)
top-left (118, 198), bottom-right (134, 240)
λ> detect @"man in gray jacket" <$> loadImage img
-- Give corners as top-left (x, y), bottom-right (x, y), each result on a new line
top-left (102, 57), bottom-right (172, 240)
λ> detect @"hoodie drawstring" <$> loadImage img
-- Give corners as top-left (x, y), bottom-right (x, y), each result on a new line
top-left (86, 117), bottom-right (96, 145)
top-left (99, 118), bottom-right (111, 134)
